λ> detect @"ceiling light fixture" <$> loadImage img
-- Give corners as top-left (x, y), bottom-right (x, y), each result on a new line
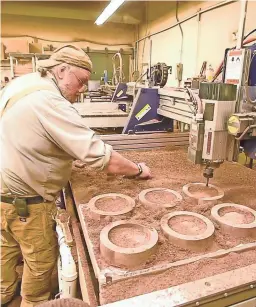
top-left (95, 0), bottom-right (126, 26)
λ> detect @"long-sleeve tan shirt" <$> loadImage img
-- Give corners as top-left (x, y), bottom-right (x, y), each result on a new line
top-left (0, 72), bottom-right (112, 201)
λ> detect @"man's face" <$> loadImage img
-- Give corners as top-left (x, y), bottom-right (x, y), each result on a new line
top-left (57, 65), bottom-right (91, 103)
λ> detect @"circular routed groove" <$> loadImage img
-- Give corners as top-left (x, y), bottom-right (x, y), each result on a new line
top-left (182, 183), bottom-right (224, 205)
top-left (88, 193), bottom-right (135, 219)
top-left (100, 221), bottom-right (158, 268)
top-left (138, 188), bottom-right (182, 209)
top-left (211, 203), bottom-right (256, 238)
top-left (161, 211), bottom-right (215, 251)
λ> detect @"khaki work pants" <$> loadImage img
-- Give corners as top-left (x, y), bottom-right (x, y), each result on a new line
top-left (0, 201), bottom-right (58, 306)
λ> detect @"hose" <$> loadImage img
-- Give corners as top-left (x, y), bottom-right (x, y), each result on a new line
top-left (133, 70), bottom-right (148, 96)
top-left (243, 28), bottom-right (256, 41)
top-left (140, 2), bottom-right (149, 74)
top-left (191, 89), bottom-right (203, 114)
top-left (176, 1), bottom-right (184, 64)
top-left (185, 87), bottom-right (203, 115)
top-left (112, 52), bottom-right (124, 85)
top-left (242, 36), bottom-right (256, 46)
top-left (235, 124), bottom-right (256, 140)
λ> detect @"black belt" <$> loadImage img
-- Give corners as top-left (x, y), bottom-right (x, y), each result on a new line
top-left (1, 195), bottom-right (45, 205)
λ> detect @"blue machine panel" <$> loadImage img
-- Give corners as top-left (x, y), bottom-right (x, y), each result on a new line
top-left (112, 83), bottom-right (129, 101)
top-left (247, 44), bottom-right (256, 86)
top-left (241, 138), bottom-right (256, 159)
top-left (122, 88), bottom-right (173, 134)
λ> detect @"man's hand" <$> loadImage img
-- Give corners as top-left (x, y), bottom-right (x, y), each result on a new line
top-left (137, 162), bottom-right (152, 179)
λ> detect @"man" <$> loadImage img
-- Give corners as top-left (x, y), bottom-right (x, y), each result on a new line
top-left (0, 45), bottom-right (152, 307)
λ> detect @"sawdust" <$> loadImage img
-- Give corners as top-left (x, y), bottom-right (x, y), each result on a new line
top-left (72, 149), bottom-right (256, 264)
top-left (109, 224), bottom-right (149, 248)
top-left (71, 148), bottom-right (256, 304)
top-left (95, 197), bottom-right (128, 212)
top-left (81, 202), bottom-right (219, 271)
top-left (100, 249), bottom-right (256, 305)
top-left (168, 215), bottom-right (207, 235)
top-left (187, 185), bottom-right (219, 198)
top-left (145, 190), bottom-right (176, 204)
top-left (219, 206), bottom-right (255, 224)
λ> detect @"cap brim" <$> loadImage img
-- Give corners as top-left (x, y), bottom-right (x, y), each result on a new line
top-left (37, 59), bottom-right (61, 68)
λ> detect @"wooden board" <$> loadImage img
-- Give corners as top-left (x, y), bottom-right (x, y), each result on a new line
top-left (100, 132), bottom-right (189, 150)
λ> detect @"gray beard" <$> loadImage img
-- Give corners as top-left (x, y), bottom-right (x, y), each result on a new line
top-left (59, 86), bottom-right (77, 104)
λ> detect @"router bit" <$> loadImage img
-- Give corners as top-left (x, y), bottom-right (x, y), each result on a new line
top-left (203, 166), bottom-right (214, 187)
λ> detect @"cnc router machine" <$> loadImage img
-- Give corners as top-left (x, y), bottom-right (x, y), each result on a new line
top-left (118, 39), bottom-right (256, 186)
top-left (66, 43), bottom-right (256, 307)
top-left (64, 3), bottom-right (256, 306)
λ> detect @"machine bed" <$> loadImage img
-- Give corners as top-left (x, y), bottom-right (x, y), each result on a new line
top-left (69, 142), bottom-right (256, 306)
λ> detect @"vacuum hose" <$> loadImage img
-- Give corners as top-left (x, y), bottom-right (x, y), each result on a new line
top-left (112, 52), bottom-right (124, 85)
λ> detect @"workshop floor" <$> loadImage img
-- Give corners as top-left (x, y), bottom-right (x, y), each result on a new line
top-left (71, 147), bottom-right (256, 304)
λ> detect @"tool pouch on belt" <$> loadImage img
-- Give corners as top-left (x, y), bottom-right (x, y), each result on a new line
top-left (13, 198), bottom-right (29, 217)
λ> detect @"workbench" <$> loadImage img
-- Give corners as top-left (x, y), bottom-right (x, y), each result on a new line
top-left (69, 139), bottom-right (256, 307)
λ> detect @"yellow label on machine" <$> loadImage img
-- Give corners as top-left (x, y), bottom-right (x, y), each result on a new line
top-left (135, 104), bottom-right (151, 121)
top-left (227, 115), bottom-right (240, 135)
top-left (116, 90), bottom-right (123, 97)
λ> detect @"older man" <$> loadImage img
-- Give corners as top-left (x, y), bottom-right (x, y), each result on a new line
top-left (0, 45), bottom-right (151, 307)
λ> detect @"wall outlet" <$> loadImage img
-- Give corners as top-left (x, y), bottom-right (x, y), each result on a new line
top-left (232, 30), bottom-right (238, 41)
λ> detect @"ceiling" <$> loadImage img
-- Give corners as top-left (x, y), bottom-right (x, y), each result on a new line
top-left (1, 1), bottom-right (181, 45)
top-left (1, 1), bottom-right (147, 25)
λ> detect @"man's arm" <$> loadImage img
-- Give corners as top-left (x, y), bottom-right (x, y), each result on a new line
top-left (38, 94), bottom-right (152, 179)
top-left (105, 151), bottom-right (152, 179)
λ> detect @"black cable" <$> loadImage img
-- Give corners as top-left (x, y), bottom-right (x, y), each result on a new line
top-left (212, 67), bottom-right (223, 82)
top-left (243, 28), bottom-right (256, 41)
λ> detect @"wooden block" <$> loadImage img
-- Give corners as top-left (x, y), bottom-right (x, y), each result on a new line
top-left (1, 43), bottom-right (6, 60)
top-left (29, 43), bottom-right (43, 53)
top-left (5, 40), bottom-right (29, 54)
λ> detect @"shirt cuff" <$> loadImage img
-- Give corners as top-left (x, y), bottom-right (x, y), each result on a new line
top-left (100, 143), bottom-right (113, 170)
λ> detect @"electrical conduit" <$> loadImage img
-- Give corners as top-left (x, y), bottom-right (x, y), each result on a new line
top-left (56, 225), bottom-right (78, 298)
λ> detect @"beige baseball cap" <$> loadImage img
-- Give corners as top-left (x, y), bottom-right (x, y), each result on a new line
top-left (37, 45), bottom-right (92, 73)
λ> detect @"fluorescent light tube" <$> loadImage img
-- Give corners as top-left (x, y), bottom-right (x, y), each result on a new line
top-left (95, 0), bottom-right (126, 25)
